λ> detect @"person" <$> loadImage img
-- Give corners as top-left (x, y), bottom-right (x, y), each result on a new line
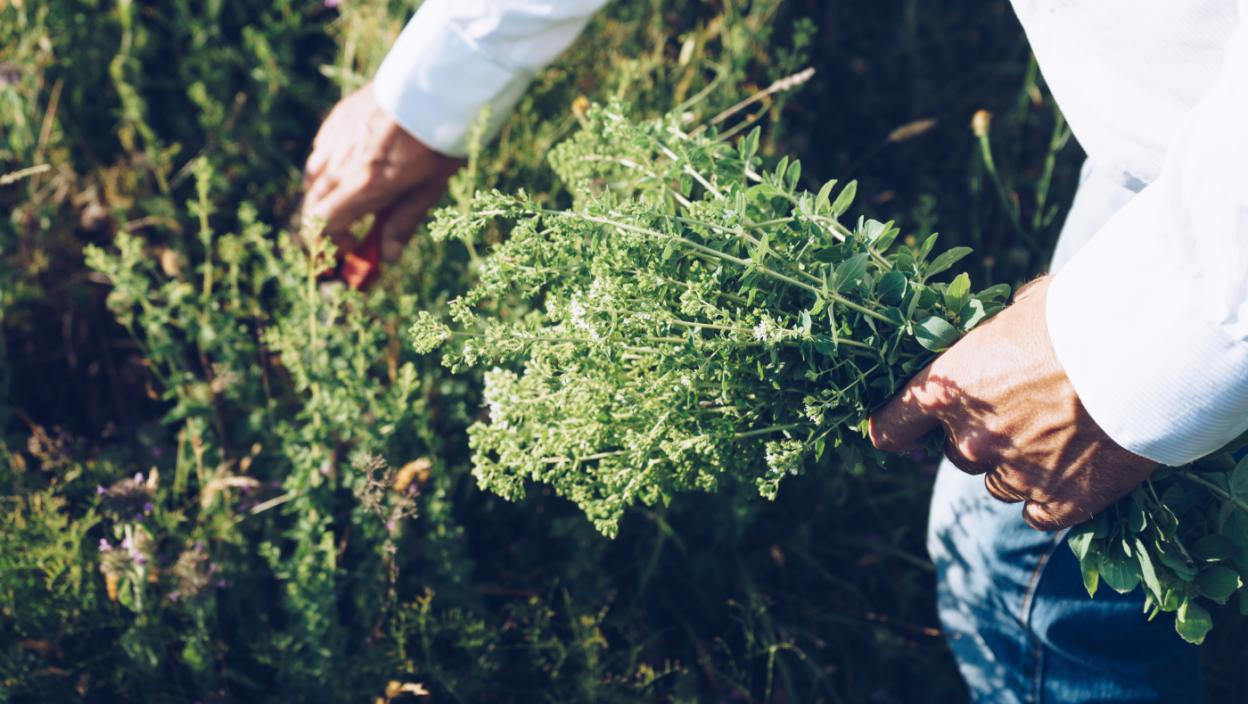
top-left (302, 1), bottom-right (1248, 700)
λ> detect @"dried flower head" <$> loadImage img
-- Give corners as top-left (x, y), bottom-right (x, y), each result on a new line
top-left (98, 472), bottom-right (156, 519)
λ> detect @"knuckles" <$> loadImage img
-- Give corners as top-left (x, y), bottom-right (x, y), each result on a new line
top-left (1022, 501), bottom-right (1076, 532)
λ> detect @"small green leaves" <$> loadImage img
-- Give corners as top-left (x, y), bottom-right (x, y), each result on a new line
top-left (830, 180), bottom-right (857, 217)
top-left (816, 179), bottom-right (838, 213)
top-left (1196, 565), bottom-right (1242, 604)
top-left (739, 125), bottom-right (762, 165)
top-left (1098, 541), bottom-right (1140, 594)
top-left (943, 273), bottom-right (970, 313)
top-left (1176, 598), bottom-right (1214, 645)
top-left (913, 316), bottom-right (960, 352)
top-left (1230, 455), bottom-right (1248, 497)
top-left (877, 271), bottom-right (907, 305)
top-left (1191, 534), bottom-right (1238, 561)
top-left (1068, 523), bottom-right (1101, 597)
top-left (832, 253), bottom-right (870, 292)
top-left (409, 311), bottom-right (452, 354)
top-left (924, 246), bottom-right (973, 279)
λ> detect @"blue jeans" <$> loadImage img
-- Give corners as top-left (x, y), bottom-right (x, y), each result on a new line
top-left (927, 163), bottom-right (1203, 703)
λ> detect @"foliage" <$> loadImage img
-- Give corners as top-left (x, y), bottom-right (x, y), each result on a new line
top-left (416, 104), bottom-right (1008, 535)
top-left (416, 102), bottom-right (1248, 645)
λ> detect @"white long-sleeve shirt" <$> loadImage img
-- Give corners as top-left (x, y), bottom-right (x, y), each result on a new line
top-left (374, 0), bottom-right (1248, 467)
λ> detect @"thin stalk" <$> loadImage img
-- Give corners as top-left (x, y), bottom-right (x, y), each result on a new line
top-left (734, 423), bottom-right (804, 440)
top-left (554, 210), bottom-right (895, 325)
top-left (1177, 471), bottom-right (1248, 516)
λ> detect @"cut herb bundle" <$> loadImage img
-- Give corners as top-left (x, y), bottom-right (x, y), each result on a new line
top-left (414, 104), bottom-right (1248, 644)
top-left (414, 103), bottom-right (1008, 532)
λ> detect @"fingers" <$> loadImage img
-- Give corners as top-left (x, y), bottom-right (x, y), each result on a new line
top-left (303, 146), bottom-right (331, 190)
top-left (983, 471), bottom-right (1026, 503)
top-left (1022, 500), bottom-right (1089, 532)
top-left (304, 173), bottom-right (392, 244)
top-left (944, 434), bottom-right (991, 475)
top-left (868, 364), bottom-right (950, 452)
top-left (377, 184), bottom-right (445, 262)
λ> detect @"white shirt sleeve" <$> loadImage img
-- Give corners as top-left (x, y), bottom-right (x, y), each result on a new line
top-left (1045, 0), bottom-right (1248, 466)
top-left (372, 0), bottom-right (610, 157)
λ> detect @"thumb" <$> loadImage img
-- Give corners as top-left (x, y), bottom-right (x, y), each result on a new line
top-left (378, 185), bottom-right (445, 263)
top-left (868, 362), bottom-right (945, 452)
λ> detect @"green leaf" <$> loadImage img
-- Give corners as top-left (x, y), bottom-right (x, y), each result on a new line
top-left (1191, 534), bottom-right (1238, 562)
top-left (1128, 500), bottom-right (1148, 533)
top-left (958, 299), bottom-right (987, 330)
top-left (830, 181), bottom-right (857, 217)
top-left (1099, 545), bottom-right (1140, 594)
top-left (786, 159), bottom-right (802, 191)
top-left (925, 246), bottom-right (973, 278)
top-left (1068, 523), bottom-right (1096, 561)
top-left (913, 316), bottom-right (960, 352)
top-left (1134, 536), bottom-right (1162, 598)
top-left (1196, 565), bottom-right (1242, 604)
top-left (874, 225), bottom-right (900, 252)
top-left (943, 272), bottom-right (971, 313)
top-left (832, 253), bottom-right (870, 292)
top-left (816, 179), bottom-right (838, 212)
top-left (1176, 598), bottom-right (1213, 645)
top-left (739, 126), bottom-right (761, 163)
top-left (877, 271), bottom-right (907, 305)
top-left (977, 283), bottom-right (1012, 304)
top-left (1231, 455), bottom-right (1248, 498)
top-left (916, 233), bottom-right (939, 263)
top-left (1079, 552), bottom-right (1101, 598)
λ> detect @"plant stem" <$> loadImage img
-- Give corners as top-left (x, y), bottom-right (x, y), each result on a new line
top-left (1177, 471), bottom-right (1248, 516)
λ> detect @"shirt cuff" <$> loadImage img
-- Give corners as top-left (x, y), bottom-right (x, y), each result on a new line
top-left (1046, 187), bottom-right (1248, 466)
top-left (372, 8), bottom-right (534, 157)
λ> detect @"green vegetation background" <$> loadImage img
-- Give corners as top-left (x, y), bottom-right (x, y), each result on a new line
top-left (1, 0), bottom-right (1243, 701)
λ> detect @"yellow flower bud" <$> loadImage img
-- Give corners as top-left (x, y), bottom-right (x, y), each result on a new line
top-left (971, 109), bottom-right (992, 138)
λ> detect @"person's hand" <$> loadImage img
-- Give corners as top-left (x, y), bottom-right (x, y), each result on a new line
top-left (868, 276), bottom-right (1157, 530)
top-left (302, 83), bottom-right (462, 269)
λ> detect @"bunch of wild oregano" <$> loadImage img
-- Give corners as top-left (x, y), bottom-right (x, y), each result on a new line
top-left (413, 102), bottom-right (1010, 534)
top-left (415, 103), bottom-right (1248, 644)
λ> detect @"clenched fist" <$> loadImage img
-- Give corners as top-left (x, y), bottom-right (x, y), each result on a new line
top-left (869, 277), bottom-right (1158, 530)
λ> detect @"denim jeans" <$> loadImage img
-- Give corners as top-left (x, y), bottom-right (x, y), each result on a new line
top-left (927, 162), bottom-right (1203, 703)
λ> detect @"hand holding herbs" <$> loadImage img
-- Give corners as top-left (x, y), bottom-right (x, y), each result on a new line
top-left (414, 104), bottom-right (1248, 645)
top-left (869, 276), bottom-right (1158, 532)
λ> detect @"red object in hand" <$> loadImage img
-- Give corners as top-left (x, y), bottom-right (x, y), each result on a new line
top-left (340, 228), bottom-right (382, 290)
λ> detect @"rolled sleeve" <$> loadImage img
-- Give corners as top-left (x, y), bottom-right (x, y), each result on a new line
top-left (1046, 4), bottom-right (1248, 465)
top-left (373, 0), bottom-right (609, 157)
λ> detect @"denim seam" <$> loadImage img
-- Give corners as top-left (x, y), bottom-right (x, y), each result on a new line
top-left (1020, 527), bottom-right (1071, 704)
